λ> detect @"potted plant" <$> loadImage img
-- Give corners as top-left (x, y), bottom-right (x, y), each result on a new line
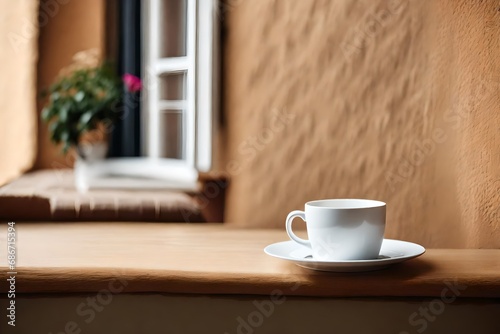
top-left (41, 62), bottom-right (123, 161)
top-left (42, 50), bottom-right (142, 191)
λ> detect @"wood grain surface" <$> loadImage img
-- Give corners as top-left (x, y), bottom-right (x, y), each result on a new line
top-left (0, 222), bottom-right (499, 297)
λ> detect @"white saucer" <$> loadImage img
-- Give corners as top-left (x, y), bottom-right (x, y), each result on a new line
top-left (264, 239), bottom-right (425, 272)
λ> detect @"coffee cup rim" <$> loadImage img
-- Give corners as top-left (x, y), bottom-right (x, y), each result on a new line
top-left (306, 199), bottom-right (386, 209)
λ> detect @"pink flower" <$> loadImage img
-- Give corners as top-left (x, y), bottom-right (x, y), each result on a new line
top-left (123, 73), bottom-right (142, 93)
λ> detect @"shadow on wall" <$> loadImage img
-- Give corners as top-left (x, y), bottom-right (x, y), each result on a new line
top-left (221, 0), bottom-right (500, 248)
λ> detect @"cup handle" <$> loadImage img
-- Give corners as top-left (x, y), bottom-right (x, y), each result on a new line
top-left (285, 210), bottom-right (311, 248)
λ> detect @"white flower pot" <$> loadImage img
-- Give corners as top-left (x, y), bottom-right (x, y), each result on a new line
top-left (74, 142), bottom-right (108, 192)
top-left (78, 142), bottom-right (108, 162)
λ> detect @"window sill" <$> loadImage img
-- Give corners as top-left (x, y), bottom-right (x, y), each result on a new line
top-left (0, 169), bottom-right (206, 222)
top-left (1, 222), bottom-right (499, 298)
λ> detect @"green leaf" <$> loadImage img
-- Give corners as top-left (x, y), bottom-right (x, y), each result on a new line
top-left (41, 107), bottom-right (53, 122)
top-left (50, 92), bottom-right (60, 102)
top-left (59, 104), bottom-right (69, 122)
top-left (60, 129), bottom-right (69, 143)
top-left (49, 122), bottom-right (62, 143)
top-left (74, 91), bottom-right (85, 103)
top-left (79, 111), bottom-right (94, 127)
top-left (62, 142), bottom-right (71, 154)
top-left (48, 121), bottom-right (58, 133)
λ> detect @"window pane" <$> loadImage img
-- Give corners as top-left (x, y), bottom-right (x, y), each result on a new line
top-left (159, 110), bottom-right (184, 159)
top-left (159, 72), bottom-right (186, 100)
top-left (159, 0), bottom-right (187, 58)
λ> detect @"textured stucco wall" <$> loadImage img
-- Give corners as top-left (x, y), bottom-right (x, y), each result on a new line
top-left (0, 1), bottom-right (39, 186)
top-left (35, 0), bottom-right (105, 170)
top-left (223, 0), bottom-right (500, 248)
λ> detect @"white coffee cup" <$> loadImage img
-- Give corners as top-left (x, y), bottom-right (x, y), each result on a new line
top-left (286, 199), bottom-right (386, 261)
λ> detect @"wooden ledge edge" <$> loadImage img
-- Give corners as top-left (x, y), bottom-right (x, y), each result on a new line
top-left (1, 267), bottom-right (500, 298)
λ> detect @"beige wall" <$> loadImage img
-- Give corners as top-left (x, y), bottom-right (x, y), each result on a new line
top-left (25, 0), bottom-right (500, 247)
top-left (0, 1), bottom-right (39, 186)
top-left (35, 0), bottom-right (105, 170)
top-left (223, 0), bottom-right (500, 248)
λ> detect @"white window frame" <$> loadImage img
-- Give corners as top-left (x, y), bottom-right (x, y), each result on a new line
top-left (75, 0), bottom-right (219, 192)
top-left (143, 0), bottom-right (219, 172)
top-left (195, 0), bottom-right (219, 172)
top-left (145, 0), bottom-right (196, 167)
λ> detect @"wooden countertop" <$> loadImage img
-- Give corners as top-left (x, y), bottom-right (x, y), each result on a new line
top-left (0, 222), bottom-right (499, 298)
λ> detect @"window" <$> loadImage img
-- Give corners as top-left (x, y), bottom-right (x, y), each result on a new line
top-left (144, 0), bottom-right (218, 173)
top-left (77, 0), bottom-right (219, 191)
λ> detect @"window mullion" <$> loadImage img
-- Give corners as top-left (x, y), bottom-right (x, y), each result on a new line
top-left (155, 57), bottom-right (189, 74)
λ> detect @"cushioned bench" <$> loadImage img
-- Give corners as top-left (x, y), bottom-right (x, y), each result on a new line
top-left (0, 169), bottom-right (205, 222)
